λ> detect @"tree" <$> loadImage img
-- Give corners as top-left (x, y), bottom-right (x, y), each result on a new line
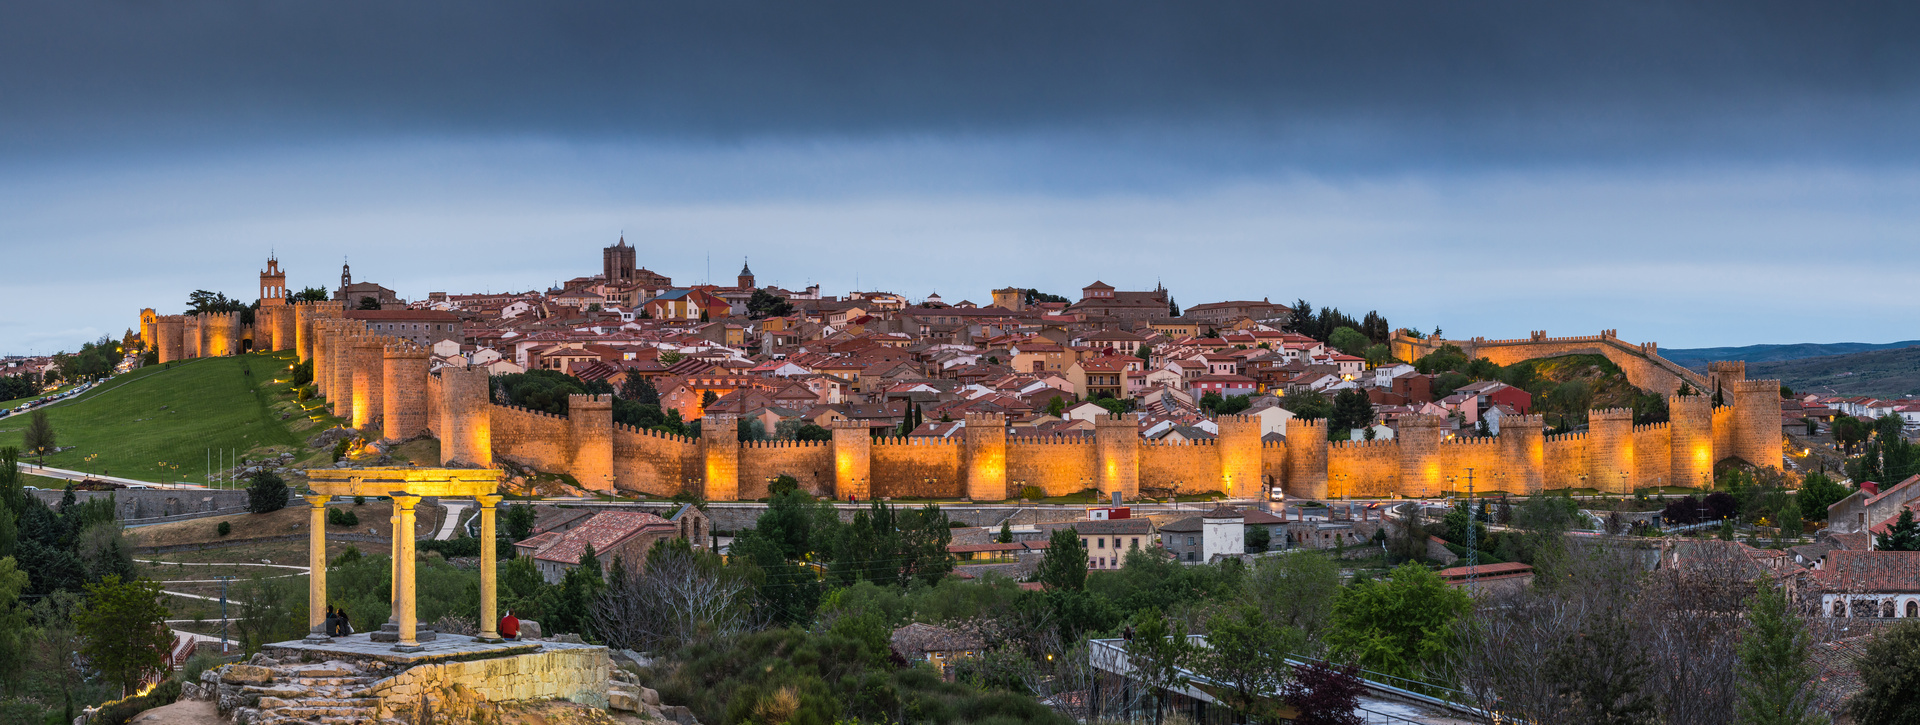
top-left (1328, 327), bottom-right (1370, 357)
top-left (1735, 577), bottom-right (1819, 725)
top-left (247, 469), bottom-right (289, 514)
top-left (1036, 528), bottom-right (1088, 591)
top-left (1193, 604), bottom-right (1303, 719)
top-left (1875, 508), bottom-right (1920, 552)
top-left (356, 296), bottom-right (382, 310)
top-left (1168, 297), bottom-right (1181, 317)
top-left (1284, 661), bottom-right (1366, 725)
top-left (1127, 609), bottom-right (1193, 721)
top-left (76, 575), bottom-right (171, 697)
top-left (292, 286), bottom-right (330, 302)
top-left (1774, 501), bottom-right (1803, 546)
top-left (22, 411), bottom-right (54, 463)
top-left (1544, 605), bottom-right (1656, 725)
top-left (0, 557), bottom-right (31, 685)
top-left (619, 374), bottom-right (660, 406)
top-left (997, 521), bottom-right (1014, 544)
top-left (1329, 388), bottom-right (1375, 435)
top-left (503, 502), bottom-right (537, 542)
top-left (232, 573), bottom-right (306, 655)
top-left (1046, 396), bottom-right (1066, 418)
top-left (747, 289), bottom-right (794, 319)
top-left (1850, 619), bottom-right (1920, 725)
top-left (1245, 551), bottom-right (1339, 643)
top-left (1245, 525), bottom-right (1270, 553)
top-left (1325, 563), bottom-right (1471, 678)
top-left (1284, 390), bottom-right (1334, 421)
top-left (1797, 473), bottom-right (1849, 522)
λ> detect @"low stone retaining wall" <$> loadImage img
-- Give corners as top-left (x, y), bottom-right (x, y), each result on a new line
top-left (368, 642), bottom-right (611, 720)
top-left (135, 532), bottom-right (394, 555)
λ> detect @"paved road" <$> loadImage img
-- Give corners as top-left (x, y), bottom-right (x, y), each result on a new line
top-left (16, 462), bottom-right (182, 488)
top-left (435, 502), bottom-right (468, 540)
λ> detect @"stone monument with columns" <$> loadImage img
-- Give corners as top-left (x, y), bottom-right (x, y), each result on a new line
top-left (302, 468), bottom-right (508, 652)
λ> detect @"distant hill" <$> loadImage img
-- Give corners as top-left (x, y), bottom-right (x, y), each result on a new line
top-left (1663, 340), bottom-right (1920, 366)
top-left (1746, 347), bottom-right (1920, 399)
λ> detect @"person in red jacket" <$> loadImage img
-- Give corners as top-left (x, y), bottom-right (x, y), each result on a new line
top-left (499, 610), bottom-right (520, 640)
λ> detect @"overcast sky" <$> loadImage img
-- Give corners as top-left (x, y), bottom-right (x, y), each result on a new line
top-left (4, 0), bottom-right (1919, 355)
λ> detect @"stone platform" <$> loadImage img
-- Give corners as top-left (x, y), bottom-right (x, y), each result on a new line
top-left (267, 631), bottom-right (541, 666)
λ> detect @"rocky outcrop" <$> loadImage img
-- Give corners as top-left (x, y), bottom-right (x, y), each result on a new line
top-left (198, 643), bottom-right (610, 725)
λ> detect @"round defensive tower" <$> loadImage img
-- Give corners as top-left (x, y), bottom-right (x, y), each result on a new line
top-left (351, 334), bottom-right (385, 431)
top-left (1731, 379), bottom-right (1785, 470)
top-left (1396, 415), bottom-right (1447, 498)
top-left (439, 365), bottom-right (493, 468)
top-left (1498, 414), bottom-right (1547, 494)
top-left (964, 412), bottom-right (1009, 501)
top-left (382, 342), bottom-right (431, 442)
top-left (1587, 408), bottom-right (1636, 494)
top-left (1669, 394), bottom-right (1715, 489)
top-left (1216, 414), bottom-right (1262, 499)
top-left (155, 315), bottom-right (186, 363)
top-left (831, 418), bottom-right (872, 501)
top-left (1284, 417), bottom-right (1329, 499)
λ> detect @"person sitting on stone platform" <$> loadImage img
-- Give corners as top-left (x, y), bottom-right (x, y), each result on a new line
top-left (500, 610), bottom-right (520, 640)
top-left (322, 605), bottom-right (339, 637)
top-left (331, 606), bottom-right (353, 637)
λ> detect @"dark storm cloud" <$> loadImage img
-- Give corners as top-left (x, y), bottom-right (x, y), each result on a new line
top-left (5, 0), bottom-right (1920, 166)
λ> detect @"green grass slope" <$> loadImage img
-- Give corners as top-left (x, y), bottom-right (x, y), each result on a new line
top-left (0, 351), bottom-right (343, 483)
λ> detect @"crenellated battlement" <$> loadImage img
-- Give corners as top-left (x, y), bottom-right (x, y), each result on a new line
top-left (741, 439), bottom-right (829, 449)
top-left (491, 403), bottom-right (570, 421)
top-left (1502, 413), bottom-right (1547, 429)
top-left (612, 423), bottom-right (694, 444)
top-left (383, 342), bottom-right (429, 357)
top-left (874, 435), bottom-right (959, 447)
top-left (1590, 407), bottom-right (1635, 422)
top-left (1544, 431), bottom-right (1587, 443)
top-left (1632, 421), bottom-right (1671, 433)
top-left (1731, 379), bottom-right (1782, 393)
top-left (1009, 435), bottom-right (1093, 445)
top-left (829, 418), bottom-right (868, 430)
top-left (1440, 435), bottom-right (1501, 447)
top-left (1330, 438), bottom-right (1397, 449)
top-left (568, 394), bottom-right (614, 408)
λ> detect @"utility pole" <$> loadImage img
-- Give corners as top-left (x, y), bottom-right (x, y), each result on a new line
top-left (1463, 467), bottom-right (1477, 594)
top-left (217, 575), bottom-right (235, 653)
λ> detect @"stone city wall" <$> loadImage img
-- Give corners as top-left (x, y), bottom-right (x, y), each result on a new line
top-left (294, 315), bottom-right (1787, 501)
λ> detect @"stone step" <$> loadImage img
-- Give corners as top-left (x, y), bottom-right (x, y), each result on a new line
top-left (270, 705), bottom-right (380, 719)
top-left (291, 675), bottom-right (375, 687)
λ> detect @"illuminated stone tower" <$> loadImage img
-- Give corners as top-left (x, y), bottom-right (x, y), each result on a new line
top-left (964, 412), bottom-right (1008, 501)
top-left (1095, 414), bottom-right (1141, 500)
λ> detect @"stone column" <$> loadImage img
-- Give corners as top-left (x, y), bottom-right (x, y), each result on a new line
top-left (476, 494), bottom-right (504, 642)
top-left (388, 508), bottom-right (401, 624)
top-left (305, 494), bottom-right (331, 639)
top-left (391, 493), bottom-right (423, 651)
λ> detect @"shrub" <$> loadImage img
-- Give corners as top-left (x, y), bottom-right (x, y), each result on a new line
top-left (353, 495), bottom-right (365, 506)
top-left (327, 507), bottom-right (359, 527)
top-left (1019, 485), bottom-right (1045, 500)
top-left (92, 678), bottom-right (182, 725)
top-left (246, 470), bottom-right (289, 514)
top-left (216, 521), bottom-right (231, 537)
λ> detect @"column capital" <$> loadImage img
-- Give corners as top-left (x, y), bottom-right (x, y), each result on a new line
top-left (304, 493), bottom-right (332, 507)
top-left (475, 494), bottom-right (504, 508)
top-left (390, 493), bottom-right (422, 509)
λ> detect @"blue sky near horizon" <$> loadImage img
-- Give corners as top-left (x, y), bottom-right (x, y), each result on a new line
top-left (3, 1), bottom-right (1919, 355)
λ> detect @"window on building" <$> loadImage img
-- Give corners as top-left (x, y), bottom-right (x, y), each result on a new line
top-left (1097, 538), bottom-right (1105, 548)
top-left (1131, 538), bottom-right (1139, 549)
top-left (1186, 536), bottom-right (1195, 546)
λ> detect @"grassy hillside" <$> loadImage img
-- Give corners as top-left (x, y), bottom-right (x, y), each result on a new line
top-left (1749, 346), bottom-right (1920, 398)
top-left (0, 351), bottom-right (344, 483)
top-left (1665, 340), bottom-right (1920, 366)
